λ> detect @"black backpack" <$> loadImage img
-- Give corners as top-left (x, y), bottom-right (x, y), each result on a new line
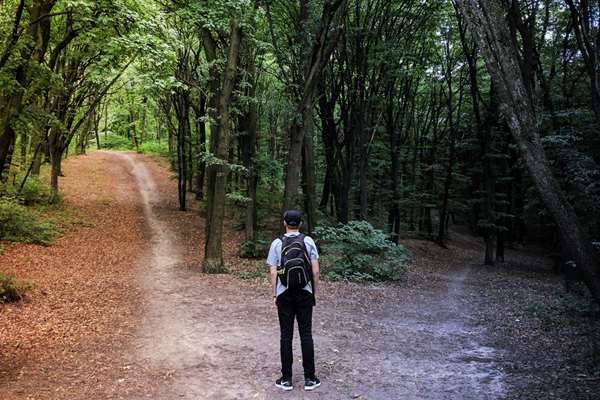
top-left (278, 234), bottom-right (312, 289)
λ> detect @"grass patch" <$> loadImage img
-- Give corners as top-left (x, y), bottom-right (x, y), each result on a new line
top-left (0, 197), bottom-right (60, 245)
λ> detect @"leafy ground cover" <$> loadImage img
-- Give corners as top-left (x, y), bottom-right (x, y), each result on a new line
top-left (0, 151), bottom-right (598, 399)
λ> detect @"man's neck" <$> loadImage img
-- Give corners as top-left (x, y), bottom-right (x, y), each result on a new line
top-left (285, 228), bottom-right (300, 234)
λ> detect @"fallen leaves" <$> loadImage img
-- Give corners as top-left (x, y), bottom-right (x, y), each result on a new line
top-left (0, 152), bottom-right (147, 398)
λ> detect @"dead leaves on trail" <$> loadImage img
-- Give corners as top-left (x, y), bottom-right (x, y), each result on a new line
top-left (0, 152), bottom-right (146, 399)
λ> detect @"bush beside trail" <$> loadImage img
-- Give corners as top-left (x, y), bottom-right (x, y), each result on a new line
top-left (314, 220), bottom-right (412, 282)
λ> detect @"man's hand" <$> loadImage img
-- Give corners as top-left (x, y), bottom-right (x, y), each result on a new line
top-left (273, 296), bottom-right (277, 308)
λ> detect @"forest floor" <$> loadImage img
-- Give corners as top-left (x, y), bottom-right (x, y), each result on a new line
top-left (1, 151), bottom-right (599, 400)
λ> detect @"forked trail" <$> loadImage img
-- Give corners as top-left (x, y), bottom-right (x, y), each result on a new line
top-left (115, 151), bottom-right (507, 399)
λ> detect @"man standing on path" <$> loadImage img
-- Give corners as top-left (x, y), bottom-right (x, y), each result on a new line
top-left (267, 210), bottom-right (321, 391)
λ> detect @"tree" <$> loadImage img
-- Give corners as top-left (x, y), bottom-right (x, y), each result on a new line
top-left (0, 0), bottom-right (57, 173)
top-left (455, 0), bottom-right (600, 304)
top-left (267, 0), bottom-right (347, 233)
top-left (201, 12), bottom-right (243, 273)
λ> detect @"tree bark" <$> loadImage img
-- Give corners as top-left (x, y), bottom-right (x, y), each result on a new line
top-left (456, 0), bottom-right (600, 304)
top-left (202, 20), bottom-right (243, 273)
top-left (238, 42), bottom-right (258, 240)
top-left (301, 114), bottom-right (317, 234)
top-left (564, 0), bottom-right (600, 133)
top-left (193, 96), bottom-right (206, 200)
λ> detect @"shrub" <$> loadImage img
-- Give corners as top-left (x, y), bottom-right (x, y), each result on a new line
top-left (0, 268), bottom-right (34, 303)
top-left (237, 262), bottom-right (270, 280)
top-left (0, 197), bottom-right (59, 245)
top-left (137, 140), bottom-right (171, 158)
top-left (0, 173), bottom-right (58, 206)
top-left (313, 220), bottom-right (412, 282)
top-left (100, 133), bottom-right (132, 150)
top-left (239, 232), bottom-right (272, 259)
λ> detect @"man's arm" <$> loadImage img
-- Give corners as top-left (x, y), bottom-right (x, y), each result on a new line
top-left (270, 265), bottom-right (278, 308)
top-left (311, 259), bottom-right (319, 304)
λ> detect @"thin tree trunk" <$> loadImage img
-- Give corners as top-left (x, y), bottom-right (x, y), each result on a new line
top-left (140, 96), bottom-right (147, 145)
top-left (301, 114), bottom-right (317, 234)
top-left (194, 96), bottom-right (206, 200)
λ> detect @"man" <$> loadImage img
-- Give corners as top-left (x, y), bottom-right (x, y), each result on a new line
top-left (267, 210), bottom-right (321, 391)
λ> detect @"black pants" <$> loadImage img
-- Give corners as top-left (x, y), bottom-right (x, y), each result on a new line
top-left (276, 289), bottom-right (315, 379)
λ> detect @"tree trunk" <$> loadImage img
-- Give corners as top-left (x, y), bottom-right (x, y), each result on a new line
top-left (176, 94), bottom-right (188, 212)
top-left (239, 42), bottom-right (258, 241)
top-left (318, 89), bottom-right (343, 222)
top-left (104, 100), bottom-right (109, 141)
top-left (301, 114), bottom-right (317, 234)
top-left (457, 0), bottom-right (600, 304)
top-left (482, 87), bottom-right (497, 266)
top-left (31, 136), bottom-right (44, 176)
top-left (130, 96), bottom-right (137, 149)
top-left (20, 132), bottom-right (27, 166)
top-left (387, 84), bottom-right (400, 244)
top-left (50, 144), bottom-right (62, 191)
top-left (564, 0), bottom-right (600, 133)
top-left (437, 130), bottom-right (456, 248)
top-left (140, 96), bottom-right (147, 145)
top-left (193, 96), bottom-right (206, 200)
top-left (203, 20), bottom-right (243, 273)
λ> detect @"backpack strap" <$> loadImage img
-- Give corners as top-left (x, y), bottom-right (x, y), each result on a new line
top-left (279, 233), bottom-right (310, 263)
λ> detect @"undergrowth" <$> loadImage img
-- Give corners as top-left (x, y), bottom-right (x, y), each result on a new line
top-left (314, 220), bottom-right (413, 282)
top-left (237, 262), bottom-right (270, 280)
top-left (99, 133), bottom-right (170, 158)
top-left (238, 231), bottom-right (272, 259)
top-left (0, 173), bottom-right (61, 245)
top-left (524, 284), bottom-right (600, 330)
top-left (0, 267), bottom-right (34, 303)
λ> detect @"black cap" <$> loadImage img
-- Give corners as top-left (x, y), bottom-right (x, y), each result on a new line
top-left (284, 210), bottom-right (301, 226)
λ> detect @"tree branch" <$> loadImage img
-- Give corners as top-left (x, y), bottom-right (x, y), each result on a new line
top-left (0, 0), bottom-right (26, 72)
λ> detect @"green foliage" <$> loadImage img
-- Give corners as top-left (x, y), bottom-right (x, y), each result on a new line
top-left (0, 267), bottom-right (34, 303)
top-left (0, 197), bottom-right (59, 245)
top-left (524, 286), bottom-right (600, 330)
top-left (0, 171), bottom-right (62, 206)
top-left (256, 154), bottom-right (284, 191)
top-left (313, 221), bottom-right (412, 282)
top-left (237, 262), bottom-right (270, 280)
top-left (137, 140), bottom-right (170, 157)
top-left (0, 171), bottom-right (60, 244)
top-left (239, 232), bottom-right (272, 259)
top-left (227, 191), bottom-right (251, 205)
top-left (100, 133), bottom-right (133, 150)
top-left (524, 301), bottom-right (559, 329)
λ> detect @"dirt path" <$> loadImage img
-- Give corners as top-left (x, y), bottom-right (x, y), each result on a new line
top-left (5, 151), bottom-right (595, 399)
top-left (110, 152), bottom-right (509, 399)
